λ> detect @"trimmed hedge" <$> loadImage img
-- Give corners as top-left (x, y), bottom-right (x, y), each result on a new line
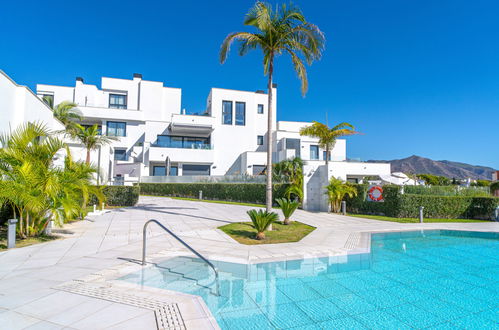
top-left (345, 184), bottom-right (499, 220)
top-left (90, 186), bottom-right (140, 207)
top-left (139, 183), bottom-right (289, 205)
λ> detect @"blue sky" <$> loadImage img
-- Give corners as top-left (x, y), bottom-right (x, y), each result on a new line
top-left (1, 0), bottom-right (498, 168)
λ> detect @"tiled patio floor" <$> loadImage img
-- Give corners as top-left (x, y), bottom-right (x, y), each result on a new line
top-left (0, 196), bottom-right (497, 329)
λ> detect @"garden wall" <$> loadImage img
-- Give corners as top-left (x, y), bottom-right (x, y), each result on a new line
top-left (140, 183), bottom-right (289, 205)
top-left (345, 184), bottom-right (499, 220)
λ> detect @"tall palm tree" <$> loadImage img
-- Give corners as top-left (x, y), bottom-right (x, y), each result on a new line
top-left (73, 124), bottom-right (117, 165)
top-left (300, 121), bottom-right (359, 164)
top-left (220, 2), bottom-right (325, 212)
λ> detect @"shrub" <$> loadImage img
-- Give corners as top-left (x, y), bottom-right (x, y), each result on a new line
top-left (404, 185), bottom-right (489, 197)
top-left (247, 209), bottom-right (279, 240)
top-left (345, 184), bottom-right (499, 220)
top-left (275, 198), bottom-right (299, 225)
top-left (139, 183), bottom-right (289, 205)
top-left (89, 186), bottom-right (140, 206)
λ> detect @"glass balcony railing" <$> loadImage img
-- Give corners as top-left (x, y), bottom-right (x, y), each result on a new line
top-left (151, 142), bottom-right (213, 150)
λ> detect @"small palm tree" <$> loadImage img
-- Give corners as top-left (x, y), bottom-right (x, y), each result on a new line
top-left (275, 198), bottom-right (299, 225)
top-left (247, 209), bottom-right (279, 240)
top-left (73, 124), bottom-right (117, 165)
top-left (273, 157), bottom-right (304, 201)
top-left (300, 121), bottom-right (359, 164)
top-left (325, 177), bottom-right (358, 213)
top-left (53, 101), bottom-right (82, 127)
top-left (220, 2), bottom-right (325, 212)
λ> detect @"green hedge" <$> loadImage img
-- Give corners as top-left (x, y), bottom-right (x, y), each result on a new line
top-left (345, 184), bottom-right (498, 220)
top-left (403, 185), bottom-right (490, 197)
top-left (139, 183), bottom-right (289, 205)
top-left (90, 186), bottom-right (140, 207)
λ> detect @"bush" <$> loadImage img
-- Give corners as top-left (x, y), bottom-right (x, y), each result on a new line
top-left (89, 186), bottom-right (140, 206)
top-left (139, 183), bottom-right (289, 205)
top-left (345, 184), bottom-right (499, 220)
top-left (404, 185), bottom-right (489, 197)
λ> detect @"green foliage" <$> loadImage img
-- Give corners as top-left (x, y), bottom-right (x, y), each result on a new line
top-left (0, 122), bottom-right (103, 237)
top-left (246, 209), bottom-right (279, 239)
top-left (345, 184), bottom-right (499, 220)
top-left (72, 124), bottom-right (117, 165)
top-left (417, 174), bottom-right (451, 186)
top-left (325, 177), bottom-right (358, 213)
top-left (404, 185), bottom-right (490, 197)
top-left (275, 198), bottom-right (299, 224)
top-left (140, 183), bottom-right (289, 205)
top-left (491, 181), bottom-right (499, 193)
top-left (471, 180), bottom-right (491, 187)
top-left (273, 158), bottom-right (304, 202)
top-left (89, 186), bottom-right (139, 206)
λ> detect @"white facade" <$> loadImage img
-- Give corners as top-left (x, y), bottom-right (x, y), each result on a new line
top-left (0, 70), bottom-right (63, 135)
top-left (32, 73), bottom-right (390, 187)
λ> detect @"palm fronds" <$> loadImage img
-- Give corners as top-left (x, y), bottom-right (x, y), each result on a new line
top-left (247, 209), bottom-right (279, 240)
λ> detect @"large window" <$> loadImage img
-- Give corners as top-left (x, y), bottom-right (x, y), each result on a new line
top-left (107, 121), bottom-right (126, 137)
top-left (169, 166), bottom-right (178, 176)
top-left (153, 166), bottom-right (166, 176)
top-left (257, 104), bottom-right (264, 114)
top-left (114, 149), bottom-right (128, 161)
top-left (323, 151), bottom-right (331, 161)
top-left (156, 135), bottom-right (210, 149)
top-left (182, 164), bottom-right (210, 176)
top-left (235, 102), bottom-right (246, 126)
top-left (40, 94), bottom-right (54, 107)
top-left (310, 145), bottom-right (319, 160)
top-left (109, 94), bottom-right (127, 109)
top-left (257, 135), bottom-right (264, 146)
top-left (222, 101), bottom-right (232, 125)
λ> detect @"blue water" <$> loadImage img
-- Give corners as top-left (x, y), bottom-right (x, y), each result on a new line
top-left (121, 230), bottom-right (499, 329)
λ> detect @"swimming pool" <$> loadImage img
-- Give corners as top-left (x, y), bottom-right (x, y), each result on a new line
top-left (120, 230), bottom-right (498, 329)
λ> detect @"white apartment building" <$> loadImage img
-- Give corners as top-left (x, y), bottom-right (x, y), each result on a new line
top-left (34, 73), bottom-right (389, 188)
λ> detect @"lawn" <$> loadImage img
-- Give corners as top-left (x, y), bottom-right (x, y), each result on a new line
top-left (346, 213), bottom-right (489, 223)
top-left (219, 221), bottom-right (315, 245)
top-left (0, 225), bottom-right (59, 250)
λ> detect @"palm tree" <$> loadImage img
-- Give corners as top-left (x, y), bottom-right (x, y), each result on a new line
top-left (325, 177), bottom-right (358, 213)
top-left (273, 157), bottom-right (304, 201)
top-left (73, 124), bottom-right (116, 165)
top-left (53, 101), bottom-right (82, 127)
top-left (247, 209), bottom-right (279, 240)
top-left (300, 121), bottom-right (359, 164)
top-left (220, 2), bottom-right (325, 212)
top-left (275, 198), bottom-right (299, 225)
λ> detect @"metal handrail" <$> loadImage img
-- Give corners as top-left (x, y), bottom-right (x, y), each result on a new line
top-left (142, 219), bottom-right (220, 296)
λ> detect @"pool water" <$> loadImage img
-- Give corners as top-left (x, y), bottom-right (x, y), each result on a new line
top-left (120, 230), bottom-right (498, 329)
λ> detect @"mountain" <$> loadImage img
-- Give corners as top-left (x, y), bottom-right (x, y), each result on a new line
top-left (368, 155), bottom-right (495, 180)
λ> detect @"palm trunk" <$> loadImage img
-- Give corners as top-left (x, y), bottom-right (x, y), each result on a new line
top-left (325, 146), bottom-right (329, 165)
top-left (85, 148), bottom-right (91, 165)
top-left (266, 55), bottom-right (274, 213)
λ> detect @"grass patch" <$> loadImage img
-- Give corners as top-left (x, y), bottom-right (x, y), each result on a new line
top-left (0, 225), bottom-right (59, 250)
top-left (142, 195), bottom-right (266, 208)
top-left (346, 213), bottom-right (490, 223)
top-left (219, 221), bottom-right (315, 245)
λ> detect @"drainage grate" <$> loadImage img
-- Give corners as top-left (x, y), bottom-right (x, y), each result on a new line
top-left (56, 282), bottom-right (186, 330)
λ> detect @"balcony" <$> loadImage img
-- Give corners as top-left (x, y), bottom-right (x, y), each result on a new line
top-left (149, 145), bottom-right (214, 163)
top-left (169, 114), bottom-right (214, 137)
top-left (76, 105), bottom-right (144, 122)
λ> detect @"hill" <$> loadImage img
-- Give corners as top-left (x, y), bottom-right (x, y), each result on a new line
top-left (369, 155), bottom-right (495, 180)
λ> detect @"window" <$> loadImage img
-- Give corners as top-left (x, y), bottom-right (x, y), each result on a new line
top-left (156, 135), bottom-right (210, 149)
top-left (182, 164), bottom-right (210, 176)
top-left (257, 104), bottom-right (264, 114)
top-left (153, 166), bottom-right (166, 176)
top-left (253, 165), bottom-right (266, 175)
top-left (109, 94), bottom-right (127, 109)
top-left (114, 149), bottom-right (128, 161)
top-left (235, 102), bottom-right (246, 126)
top-left (169, 166), bottom-right (178, 176)
top-left (257, 135), bottom-right (264, 146)
top-left (285, 138), bottom-right (301, 158)
top-left (222, 101), bottom-right (232, 125)
top-left (323, 151), bottom-right (331, 161)
top-left (310, 145), bottom-right (319, 160)
top-left (107, 121), bottom-right (126, 137)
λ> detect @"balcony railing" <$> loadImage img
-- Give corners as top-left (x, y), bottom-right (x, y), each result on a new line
top-left (151, 142), bottom-right (213, 150)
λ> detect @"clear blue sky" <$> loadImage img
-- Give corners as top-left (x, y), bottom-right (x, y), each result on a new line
top-left (2, 0), bottom-right (498, 168)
